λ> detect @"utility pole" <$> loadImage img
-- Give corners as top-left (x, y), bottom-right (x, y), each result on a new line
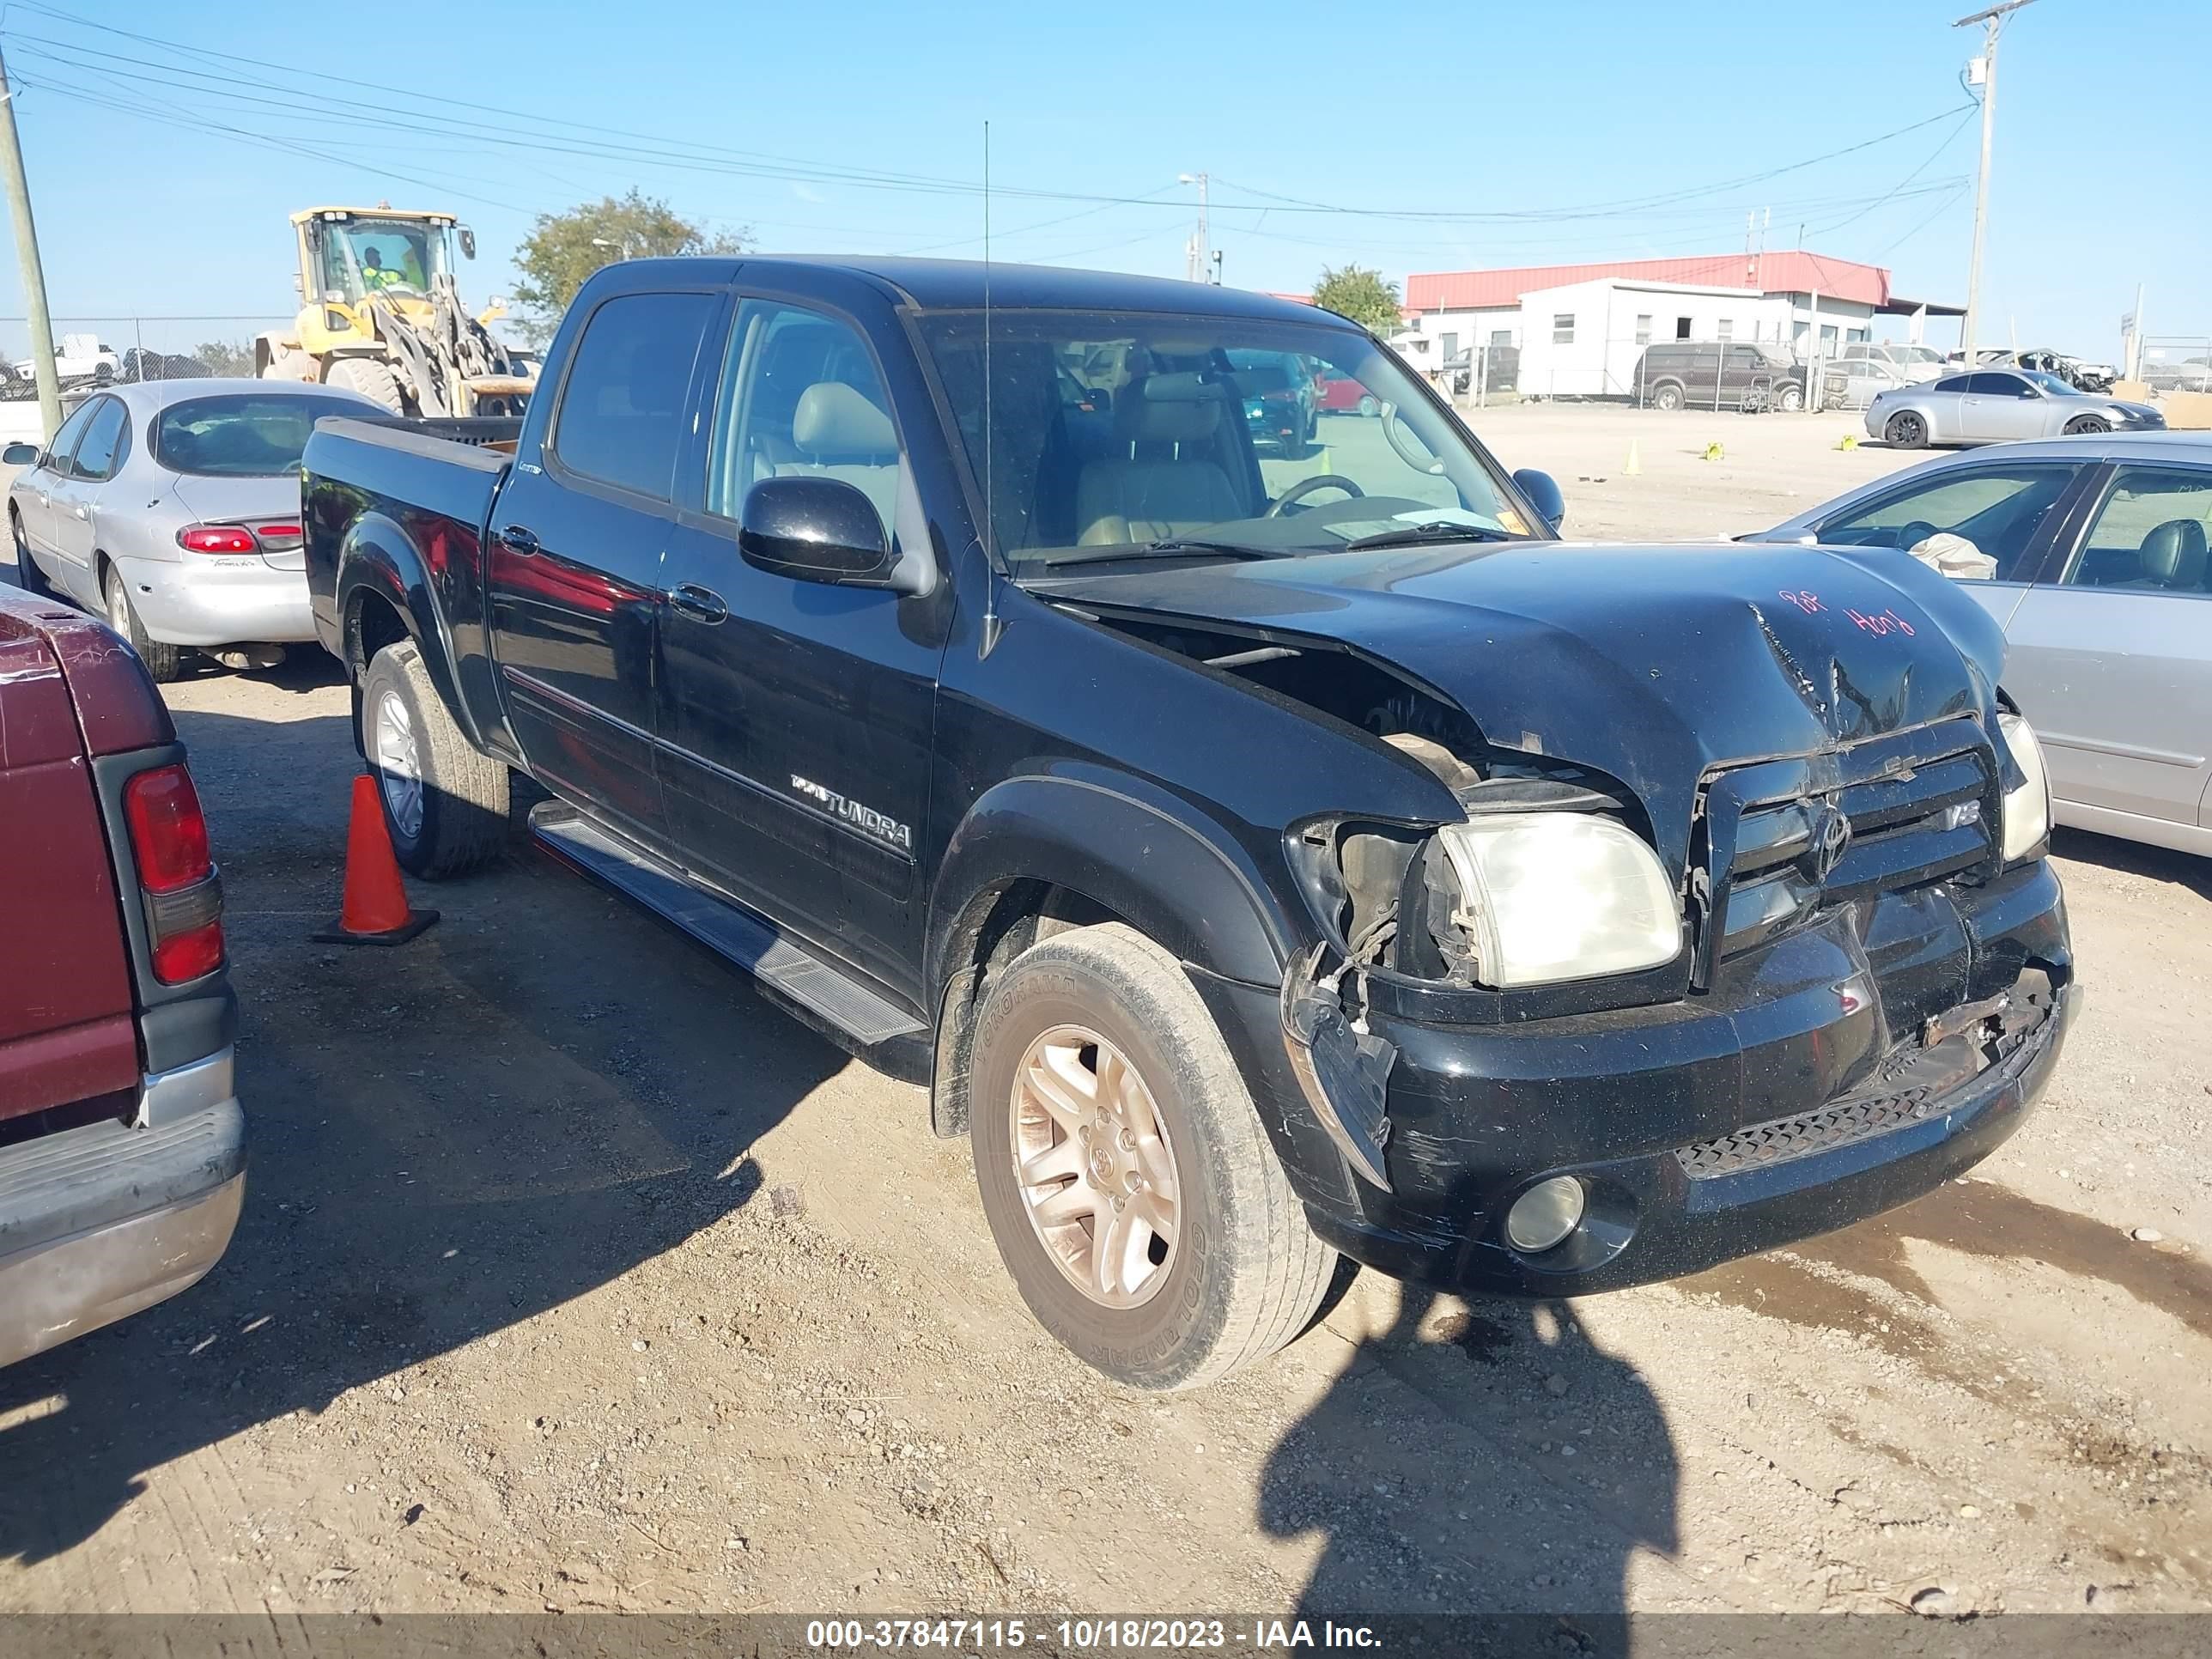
top-left (0, 46), bottom-right (62, 442)
top-left (1179, 172), bottom-right (1210, 283)
top-left (1955, 0), bottom-right (2035, 366)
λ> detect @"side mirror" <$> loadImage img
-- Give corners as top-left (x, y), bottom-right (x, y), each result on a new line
top-left (738, 476), bottom-right (902, 589)
top-left (3, 442), bottom-right (40, 465)
top-left (1513, 467), bottom-right (1566, 532)
top-left (459, 226), bottom-right (477, 260)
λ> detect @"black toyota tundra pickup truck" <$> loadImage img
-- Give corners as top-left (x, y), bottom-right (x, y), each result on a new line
top-left (301, 256), bottom-right (2073, 1389)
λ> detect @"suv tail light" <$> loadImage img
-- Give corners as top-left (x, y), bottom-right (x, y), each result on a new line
top-left (123, 763), bottom-right (225, 983)
top-left (177, 526), bottom-right (258, 555)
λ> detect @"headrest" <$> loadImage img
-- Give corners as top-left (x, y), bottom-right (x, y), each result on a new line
top-left (793, 382), bottom-right (896, 458)
top-left (1114, 374), bottom-right (1224, 444)
top-left (2140, 519), bottom-right (2209, 587)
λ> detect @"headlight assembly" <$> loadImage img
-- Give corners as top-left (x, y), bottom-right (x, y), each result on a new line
top-left (1997, 711), bottom-right (2051, 863)
top-left (1431, 811), bottom-right (1682, 988)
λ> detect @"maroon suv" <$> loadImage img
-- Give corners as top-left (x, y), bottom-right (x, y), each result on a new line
top-left (0, 583), bottom-right (241, 1368)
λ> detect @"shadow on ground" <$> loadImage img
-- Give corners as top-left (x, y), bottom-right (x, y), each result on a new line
top-left (0, 707), bottom-right (852, 1565)
top-left (1262, 1274), bottom-right (1678, 1615)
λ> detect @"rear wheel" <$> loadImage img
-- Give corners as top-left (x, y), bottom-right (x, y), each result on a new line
top-left (968, 922), bottom-right (1336, 1390)
top-left (360, 640), bottom-right (510, 878)
top-left (1281, 411), bottom-right (1314, 460)
top-left (102, 566), bottom-right (180, 683)
top-left (1355, 393), bottom-right (1379, 419)
top-left (325, 357), bottom-right (405, 414)
top-left (1650, 381), bottom-right (1686, 412)
top-left (2063, 415), bottom-right (2111, 435)
top-left (1885, 410), bottom-right (1929, 449)
top-left (9, 509), bottom-right (51, 599)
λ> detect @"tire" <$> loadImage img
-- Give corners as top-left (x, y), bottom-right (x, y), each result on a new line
top-left (360, 640), bottom-right (510, 878)
top-left (325, 357), bottom-right (405, 413)
top-left (1885, 410), bottom-right (1929, 449)
top-left (2063, 415), bottom-right (2111, 435)
top-left (1650, 381), bottom-right (1686, 412)
top-left (1356, 393), bottom-right (1379, 419)
top-left (1281, 412), bottom-right (1314, 460)
top-left (1778, 383), bottom-right (1805, 413)
top-left (968, 922), bottom-right (1336, 1390)
top-left (10, 509), bottom-right (51, 599)
top-left (103, 565), bottom-right (180, 683)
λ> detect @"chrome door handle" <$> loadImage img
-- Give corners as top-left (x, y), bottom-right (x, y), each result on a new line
top-left (72, 507), bottom-right (86, 520)
top-left (668, 583), bottom-right (728, 624)
top-left (497, 524), bottom-right (540, 556)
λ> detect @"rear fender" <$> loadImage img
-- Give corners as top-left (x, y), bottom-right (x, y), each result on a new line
top-left (336, 512), bottom-right (482, 750)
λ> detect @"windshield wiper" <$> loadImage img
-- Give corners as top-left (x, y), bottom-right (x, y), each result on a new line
top-left (1042, 538), bottom-right (1279, 571)
top-left (1339, 520), bottom-right (1516, 553)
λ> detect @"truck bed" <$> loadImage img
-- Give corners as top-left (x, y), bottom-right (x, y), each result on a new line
top-left (301, 416), bottom-right (518, 654)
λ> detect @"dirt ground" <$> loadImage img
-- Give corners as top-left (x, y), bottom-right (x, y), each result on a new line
top-left (2, 404), bottom-right (2206, 1621)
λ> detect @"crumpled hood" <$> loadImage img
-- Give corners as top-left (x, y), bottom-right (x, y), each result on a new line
top-left (1032, 539), bottom-right (2007, 872)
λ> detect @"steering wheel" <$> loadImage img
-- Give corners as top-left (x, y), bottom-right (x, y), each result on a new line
top-left (1894, 520), bottom-right (1938, 550)
top-left (1267, 474), bottom-right (1364, 517)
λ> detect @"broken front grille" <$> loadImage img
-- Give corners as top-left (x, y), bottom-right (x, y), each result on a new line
top-left (1698, 720), bottom-right (1999, 973)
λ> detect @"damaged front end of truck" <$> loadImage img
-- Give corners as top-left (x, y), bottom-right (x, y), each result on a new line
top-left (1031, 539), bottom-right (2075, 1289)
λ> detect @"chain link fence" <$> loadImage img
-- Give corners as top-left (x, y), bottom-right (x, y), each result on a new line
top-left (2138, 334), bottom-right (2212, 395)
top-left (1456, 331), bottom-right (1829, 414)
top-left (0, 315), bottom-right (287, 402)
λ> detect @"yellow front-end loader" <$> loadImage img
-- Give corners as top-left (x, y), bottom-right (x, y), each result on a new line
top-left (256, 206), bottom-right (535, 417)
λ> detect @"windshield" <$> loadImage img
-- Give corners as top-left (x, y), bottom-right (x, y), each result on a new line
top-left (916, 309), bottom-right (1538, 572)
top-left (315, 216), bottom-right (452, 301)
top-left (155, 393), bottom-right (361, 476)
top-left (2021, 370), bottom-right (2075, 396)
top-left (1895, 344), bottom-right (1946, 365)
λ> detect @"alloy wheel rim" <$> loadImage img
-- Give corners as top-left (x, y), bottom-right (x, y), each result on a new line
top-left (106, 580), bottom-right (127, 631)
top-left (1009, 1023), bottom-right (1182, 1309)
top-left (374, 690), bottom-right (425, 840)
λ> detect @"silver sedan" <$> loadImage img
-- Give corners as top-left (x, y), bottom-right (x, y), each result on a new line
top-left (1864, 367), bottom-right (2165, 450)
top-left (6, 379), bottom-right (380, 681)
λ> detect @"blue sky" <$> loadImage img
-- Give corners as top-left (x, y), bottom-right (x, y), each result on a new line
top-left (0, 0), bottom-right (2202, 360)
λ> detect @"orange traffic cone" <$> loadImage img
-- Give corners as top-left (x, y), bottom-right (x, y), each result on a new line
top-left (313, 775), bottom-right (439, 945)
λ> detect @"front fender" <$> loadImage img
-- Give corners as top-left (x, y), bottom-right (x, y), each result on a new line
top-left (927, 767), bottom-right (1301, 997)
top-left (336, 512), bottom-right (483, 750)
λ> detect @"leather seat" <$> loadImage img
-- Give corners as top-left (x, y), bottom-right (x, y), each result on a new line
top-left (2123, 519), bottom-right (2209, 592)
top-left (771, 382), bottom-right (900, 532)
top-left (1074, 373), bottom-right (1247, 545)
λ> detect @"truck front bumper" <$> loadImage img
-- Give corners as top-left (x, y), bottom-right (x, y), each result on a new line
top-left (1203, 860), bottom-right (2072, 1297)
top-left (0, 1048), bottom-right (245, 1369)
top-left (116, 553), bottom-right (315, 647)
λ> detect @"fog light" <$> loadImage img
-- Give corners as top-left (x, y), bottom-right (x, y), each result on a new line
top-left (1505, 1176), bottom-right (1586, 1254)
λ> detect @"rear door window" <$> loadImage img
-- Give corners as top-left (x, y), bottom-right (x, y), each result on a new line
top-left (2063, 466), bottom-right (2212, 593)
top-left (69, 398), bottom-right (128, 481)
top-left (1818, 465), bottom-right (2081, 580)
top-left (552, 291), bottom-right (720, 500)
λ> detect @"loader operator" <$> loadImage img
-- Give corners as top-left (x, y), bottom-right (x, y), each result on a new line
top-left (360, 247), bottom-right (406, 292)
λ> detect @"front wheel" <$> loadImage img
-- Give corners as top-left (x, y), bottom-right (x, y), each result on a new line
top-left (2063, 415), bottom-right (2111, 435)
top-left (325, 357), bottom-right (405, 414)
top-left (103, 567), bottom-right (180, 683)
top-left (968, 923), bottom-right (1337, 1390)
top-left (10, 510), bottom-right (51, 599)
top-left (1885, 410), bottom-right (1929, 449)
top-left (360, 641), bottom-right (511, 878)
top-left (1778, 383), bottom-right (1805, 413)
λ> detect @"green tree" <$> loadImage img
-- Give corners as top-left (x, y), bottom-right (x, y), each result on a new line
top-left (1311, 264), bottom-right (1404, 336)
top-left (191, 339), bottom-right (254, 377)
top-left (511, 191), bottom-right (750, 332)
